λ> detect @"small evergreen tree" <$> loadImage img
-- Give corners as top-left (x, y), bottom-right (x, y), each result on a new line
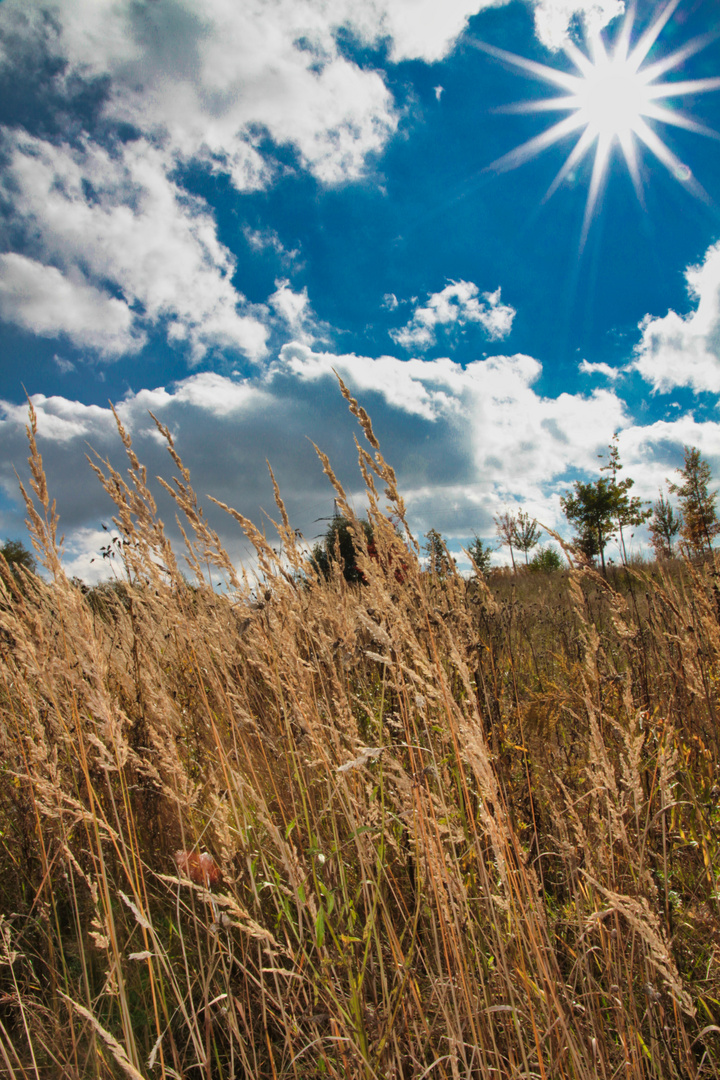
top-left (648, 492), bottom-right (682, 560)
top-left (466, 536), bottom-right (494, 577)
top-left (561, 437), bottom-right (649, 575)
top-left (423, 528), bottom-right (453, 580)
top-left (513, 510), bottom-right (542, 565)
top-left (309, 516), bottom-right (373, 584)
top-left (668, 446), bottom-right (720, 556)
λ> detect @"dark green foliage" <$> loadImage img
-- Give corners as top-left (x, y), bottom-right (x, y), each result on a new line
top-left (1, 539), bottom-right (36, 576)
top-left (309, 515), bottom-right (374, 584)
top-left (466, 536), bottom-right (494, 577)
top-left (561, 435), bottom-right (650, 575)
top-left (529, 545), bottom-right (563, 572)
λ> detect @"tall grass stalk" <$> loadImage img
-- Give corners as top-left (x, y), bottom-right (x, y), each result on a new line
top-left (1, 391), bottom-right (720, 1077)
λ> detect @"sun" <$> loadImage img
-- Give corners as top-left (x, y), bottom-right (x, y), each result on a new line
top-left (476, 0), bottom-right (720, 245)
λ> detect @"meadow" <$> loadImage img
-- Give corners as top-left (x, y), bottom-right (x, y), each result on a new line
top-left (1, 387), bottom-right (720, 1079)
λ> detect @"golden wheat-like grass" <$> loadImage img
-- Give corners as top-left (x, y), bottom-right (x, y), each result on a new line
top-left (1, 389), bottom-right (719, 1078)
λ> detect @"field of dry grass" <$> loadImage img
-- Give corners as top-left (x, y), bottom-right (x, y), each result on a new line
top-left (2, 389), bottom-right (720, 1079)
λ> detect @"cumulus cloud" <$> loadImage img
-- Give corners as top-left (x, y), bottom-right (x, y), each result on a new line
top-left (632, 241), bottom-right (720, 394)
top-left (390, 281), bottom-right (515, 351)
top-left (0, 253), bottom-right (141, 356)
top-left (277, 340), bottom-right (626, 497)
top-left (0, 0), bottom-right (398, 190)
top-left (0, 0), bottom-right (558, 197)
top-left (0, 132), bottom-right (268, 362)
top-left (0, 1), bottom-right (532, 365)
top-left (2, 336), bottom-right (715, 577)
top-left (530, 0), bottom-right (625, 50)
top-left (269, 280), bottom-right (319, 344)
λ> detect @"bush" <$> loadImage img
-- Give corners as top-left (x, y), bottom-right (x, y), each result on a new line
top-left (529, 545), bottom-right (563, 572)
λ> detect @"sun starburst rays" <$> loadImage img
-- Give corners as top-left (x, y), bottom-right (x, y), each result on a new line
top-left (476, 0), bottom-right (720, 246)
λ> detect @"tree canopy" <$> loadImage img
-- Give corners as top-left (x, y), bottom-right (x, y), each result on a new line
top-left (466, 536), bottom-right (494, 577)
top-left (423, 528), bottom-right (453, 580)
top-left (309, 516), bottom-right (374, 584)
top-left (561, 436), bottom-right (649, 575)
top-left (668, 446), bottom-right (720, 556)
top-left (1, 539), bottom-right (36, 577)
top-left (513, 510), bottom-right (542, 565)
top-left (649, 492), bottom-right (682, 560)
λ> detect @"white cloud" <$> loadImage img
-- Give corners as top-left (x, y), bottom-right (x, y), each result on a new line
top-left (346, 0), bottom-right (503, 63)
top-left (8, 0), bottom-right (396, 190)
top-left (269, 280), bottom-right (317, 343)
top-left (632, 241), bottom-right (720, 394)
top-left (390, 281), bottom-right (515, 351)
top-left (3, 341), bottom-right (717, 577)
top-left (0, 1), bottom-right (534, 196)
top-left (0, 393), bottom-right (115, 443)
top-left (0, 132), bottom-right (268, 363)
top-left (530, 0), bottom-right (625, 50)
top-left (579, 358), bottom-right (621, 380)
top-left (278, 341), bottom-right (626, 502)
top-left (243, 227), bottom-right (300, 266)
top-left (0, 253), bottom-right (141, 357)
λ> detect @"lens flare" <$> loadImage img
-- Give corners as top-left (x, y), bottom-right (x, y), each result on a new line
top-left (476, 0), bottom-right (720, 246)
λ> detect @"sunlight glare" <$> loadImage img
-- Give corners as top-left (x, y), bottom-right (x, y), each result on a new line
top-left (578, 52), bottom-right (649, 139)
top-left (475, 0), bottom-right (720, 247)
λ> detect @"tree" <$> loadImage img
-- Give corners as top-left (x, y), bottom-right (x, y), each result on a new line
top-left (423, 528), bottom-right (453, 580)
top-left (599, 433), bottom-right (651, 564)
top-left (309, 515), bottom-right (374, 584)
top-left (494, 511), bottom-right (518, 570)
top-left (561, 477), bottom-right (617, 575)
top-left (529, 546), bottom-right (563, 573)
top-left (466, 536), bottom-right (494, 578)
top-left (1, 539), bottom-right (36, 577)
top-left (648, 492), bottom-right (682, 560)
top-left (668, 446), bottom-right (720, 557)
top-left (561, 437), bottom-right (649, 575)
top-left (513, 510), bottom-right (542, 565)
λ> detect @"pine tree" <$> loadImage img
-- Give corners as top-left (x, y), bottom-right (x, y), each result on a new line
top-left (466, 536), bottom-right (494, 577)
top-left (423, 528), bottom-right (452, 580)
top-left (1, 539), bottom-right (36, 576)
top-left (309, 515), bottom-right (373, 584)
top-left (668, 446), bottom-right (720, 556)
top-left (561, 478), bottom-right (617, 575)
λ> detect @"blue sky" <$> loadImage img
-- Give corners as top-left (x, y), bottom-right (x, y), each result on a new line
top-left (1, 0), bottom-right (720, 578)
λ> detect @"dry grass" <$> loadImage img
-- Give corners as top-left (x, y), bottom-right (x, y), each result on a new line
top-left (2, 388), bottom-right (720, 1078)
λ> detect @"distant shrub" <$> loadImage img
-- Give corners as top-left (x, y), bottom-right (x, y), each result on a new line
top-left (529, 545), bottom-right (563, 572)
